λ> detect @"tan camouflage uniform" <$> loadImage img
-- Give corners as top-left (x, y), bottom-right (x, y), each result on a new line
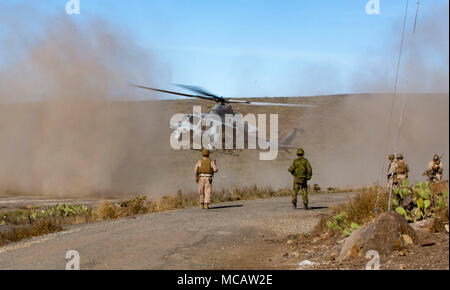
top-left (395, 154), bottom-right (409, 187)
top-left (387, 154), bottom-right (396, 187)
top-left (194, 153), bottom-right (218, 208)
top-left (427, 159), bottom-right (444, 183)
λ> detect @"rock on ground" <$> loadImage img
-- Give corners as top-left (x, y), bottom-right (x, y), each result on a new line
top-left (410, 218), bottom-right (435, 233)
top-left (338, 212), bottom-right (418, 261)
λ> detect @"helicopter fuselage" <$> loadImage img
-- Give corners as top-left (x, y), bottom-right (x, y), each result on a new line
top-left (210, 103), bottom-right (234, 120)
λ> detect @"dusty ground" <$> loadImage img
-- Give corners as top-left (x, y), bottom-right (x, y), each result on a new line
top-left (0, 193), bottom-right (354, 269)
top-left (286, 220), bottom-right (449, 270)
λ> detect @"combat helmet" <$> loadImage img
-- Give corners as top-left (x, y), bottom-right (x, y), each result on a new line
top-left (397, 154), bottom-right (403, 160)
top-left (433, 154), bottom-right (440, 161)
top-left (201, 148), bottom-right (210, 157)
top-left (296, 148), bottom-right (305, 156)
top-left (388, 154), bottom-right (395, 160)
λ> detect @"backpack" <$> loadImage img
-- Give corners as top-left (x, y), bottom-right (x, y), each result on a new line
top-left (397, 161), bottom-right (407, 174)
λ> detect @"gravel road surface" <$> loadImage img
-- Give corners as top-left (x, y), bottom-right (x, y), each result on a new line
top-left (0, 193), bottom-right (355, 269)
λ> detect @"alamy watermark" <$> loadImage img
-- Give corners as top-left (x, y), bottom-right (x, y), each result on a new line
top-left (65, 250), bottom-right (80, 270)
top-left (66, 0), bottom-right (80, 15)
top-left (366, 0), bottom-right (380, 15)
top-left (365, 250), bottom-right (380, 270)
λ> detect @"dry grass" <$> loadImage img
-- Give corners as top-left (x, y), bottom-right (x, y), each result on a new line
top-left (0, 218), bottom-right (62, 246)
top-left (312, 215), bottom-right (330, 236)
top-left (337, 186), bottom-right (390, 225)
top-left (119, 196), bottom-right (148, 215)
top-left (432, 181), bottom-right (449, 232)
top-left (431, 180), bottom-right (449, 196)
top-left (433, 206), bottom-right (449, 232)
top-left (96, 201), bottom-right (119, 220)
top-left (312, 185), bottom-right (390, 236)
top-left (96, 196), bottom-right (149, 219)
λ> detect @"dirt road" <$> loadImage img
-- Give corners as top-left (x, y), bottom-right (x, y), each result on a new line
top-left (0, 193), bottom-right (355, 269)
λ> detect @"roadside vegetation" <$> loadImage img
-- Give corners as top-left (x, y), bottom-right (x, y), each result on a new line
top-left (312, 180), bottom-right (449, 238)
top-left (0, 203), bottom-right (95, 246)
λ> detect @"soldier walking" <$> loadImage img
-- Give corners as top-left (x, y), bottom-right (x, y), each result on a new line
top-left (395, 154), bottom-right (409, 187)
top-left (288, 148), bottom-right (312, 209)
top-left (424, 154), bottom-right (444, 184)
top-left (194, 149), bottom-right (218, 210)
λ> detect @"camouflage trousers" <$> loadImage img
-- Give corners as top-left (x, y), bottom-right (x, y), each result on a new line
top-left (432, 174), bottom-right (443, 183)
top-left (292, 178), bottom-right (308, 205)
top-left (387, 176), bottom-right (394, 188)
top-left (387, 170), bottom-right (396, 186)
top-left (198, 176), bottom-right (212, 204)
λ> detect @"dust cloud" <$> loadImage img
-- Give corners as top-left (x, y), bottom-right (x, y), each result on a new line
top-left (290, 93), bottom-right (449, 188)
top-left (0, 7), bottom-right (169, 197)
top-left (352, 2), bottom-right (449, 95)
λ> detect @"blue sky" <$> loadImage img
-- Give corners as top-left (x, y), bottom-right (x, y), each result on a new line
top-left (1, 0), bottom-right (448, 98)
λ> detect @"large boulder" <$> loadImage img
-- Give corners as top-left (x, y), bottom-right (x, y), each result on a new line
top-left (338, 212), bottom-right (418, 261)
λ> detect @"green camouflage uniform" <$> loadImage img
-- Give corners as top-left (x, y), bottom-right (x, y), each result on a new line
top-left (288, 149), bottom-right (313, 205)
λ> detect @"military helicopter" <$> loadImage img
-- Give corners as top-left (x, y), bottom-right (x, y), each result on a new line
top-left (132, 83), bottom-right (313, 155)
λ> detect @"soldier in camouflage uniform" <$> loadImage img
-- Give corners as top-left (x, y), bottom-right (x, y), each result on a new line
top-left (395, 154), bottom-right (409, 187)
top-left (425, 154), bottom-right (444, 184)
top-left (288, 148), bottom-right (312, 209)
top-left (194, 149), bottom-right (218, 209)
top-left (387, 154), bottom-right (396, 187)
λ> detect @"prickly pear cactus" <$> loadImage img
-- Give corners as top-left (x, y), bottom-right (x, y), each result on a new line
top-left (393, 180), bottom-right (445, 222)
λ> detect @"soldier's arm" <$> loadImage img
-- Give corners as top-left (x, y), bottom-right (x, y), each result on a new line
top-left (306, 160), bottom-right (313, 180)
top-left (194, 160), bottom-right (200, 180)
top-left (388, 163), bottom-right (395, 174)
top-left (288, 162), bottom-right (295, 173)
top-left (211, 160), bottom-right (218, 173)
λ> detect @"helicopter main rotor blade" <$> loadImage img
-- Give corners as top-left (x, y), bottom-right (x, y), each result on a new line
top-left (175, 84), bottom-right (219, 98)
top-left (131, 84), bottom-right (217, 102)
top-left (175, 85), bottom-right (311, 107)
top-left (175, 84), bottom-right (225, 103)
top-left (227, 99), bottom-right (315, 107)
top-left (133, 84), bottom-right (315, 107)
